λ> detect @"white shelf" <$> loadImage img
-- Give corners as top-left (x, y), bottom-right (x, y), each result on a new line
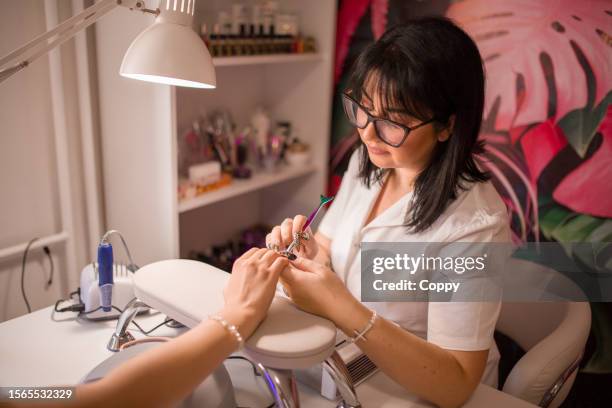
top-left (97, 0), bottom-right (336, 262)
top-left (212, 53), bottom-right (321, 67)
top-left (178, 164), bottom-right (318, 213)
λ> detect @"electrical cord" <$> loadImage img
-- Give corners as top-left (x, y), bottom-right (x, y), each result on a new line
top-left (100, 230), bottom-right (139, 272)
top-left (53, 289), bottom-right (82, 313)
top-left (20, 239), bottom-right (56, 313)
top-left (20, 238), bottom-right (38, 313)
top-left (229, 356), bottom-right (275, 408)
top-left (53, 297), bottom-right (174, 336)
top-left (227, 355), bottom-right (261, 377)
top-left (109, 305), bottom-right (174, 335)
top-left (43, 246), bottom-right (54, 287)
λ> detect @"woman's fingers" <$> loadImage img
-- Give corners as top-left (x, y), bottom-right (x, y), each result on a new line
top-left (269, 256), bottom-right (289, 277)
top-left (249, 247), bottom-right (269, 262)
top-left (280, 218), bottom-right (293, 247)
top-left (260, 249), bottom-right (280, 267)
top-left (265, 215), bottom-right (313, 257)
top-left (270, 226), bottom-right (283, 250)
top-left (265, 233), bottom-right (272, 249)
top-left (234, 247), bottom-right (259, 268)
top-left (280, 264), bottom-right (302, 284)
top-left (292, 215), bottom-right (307, 235)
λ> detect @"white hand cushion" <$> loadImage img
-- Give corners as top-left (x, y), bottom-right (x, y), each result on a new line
top-left (134, 259), bottom-right (336, 369)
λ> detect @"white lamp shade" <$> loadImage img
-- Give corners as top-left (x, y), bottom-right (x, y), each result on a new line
top-left (120, 21), bottom-right (216, 89)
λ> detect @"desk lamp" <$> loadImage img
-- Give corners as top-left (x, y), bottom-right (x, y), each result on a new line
top-left (0, 0), bottom-right (216, 88)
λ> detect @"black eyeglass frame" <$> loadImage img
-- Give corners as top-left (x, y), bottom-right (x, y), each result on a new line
top-left (342, 92), bottom-right (436, 148)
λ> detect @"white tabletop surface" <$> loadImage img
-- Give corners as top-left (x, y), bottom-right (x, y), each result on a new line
top-left (0, 306), bottom-right (535, 407)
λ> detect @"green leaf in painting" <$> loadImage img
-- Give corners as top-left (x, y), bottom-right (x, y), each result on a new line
top-left (558, 91), bottom-right (612, 158)
top-left (539, 205), bottom-right (572, 240)
top-left (551, 214), bottom-right (603, 242)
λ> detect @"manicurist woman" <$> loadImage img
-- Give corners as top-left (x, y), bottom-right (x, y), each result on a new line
top-left (267, 17), bottom-right (510, 408)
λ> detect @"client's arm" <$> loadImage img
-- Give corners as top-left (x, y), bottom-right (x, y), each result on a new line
top-left (8, 248), bottom-right (287, 408)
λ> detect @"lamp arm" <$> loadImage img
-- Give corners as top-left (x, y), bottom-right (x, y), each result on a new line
top-left (0, 0), bottom-right (158, 84)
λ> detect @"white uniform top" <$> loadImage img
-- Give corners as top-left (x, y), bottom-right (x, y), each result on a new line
top-left (318, 148), bottom-right (511, 387)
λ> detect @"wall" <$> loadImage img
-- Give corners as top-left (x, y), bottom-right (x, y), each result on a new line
top-left (0, 0), bottom-right (99, 322)
top-left (95, 5), bottom-right (178, 265)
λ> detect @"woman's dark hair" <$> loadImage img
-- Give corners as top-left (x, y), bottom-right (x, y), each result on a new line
top-left (346, 16), bottom-right (489, 233)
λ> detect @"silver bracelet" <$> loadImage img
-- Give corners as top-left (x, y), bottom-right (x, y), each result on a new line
top-left (209, 315), bottom-right (244, 349)
top-left (348, 309), bottom-right (377, 343)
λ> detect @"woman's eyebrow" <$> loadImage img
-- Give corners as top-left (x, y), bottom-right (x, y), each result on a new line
top-left (361, 89), bottom-right (410, 115)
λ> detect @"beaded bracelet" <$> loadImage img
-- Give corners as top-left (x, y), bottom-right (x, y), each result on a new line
top-left (209, 315), bottom-right (244, 349)
top-left (348, 309), bottom-right (377, 344)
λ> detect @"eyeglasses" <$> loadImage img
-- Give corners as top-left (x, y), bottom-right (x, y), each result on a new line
top-left (341, 93), bottom-right (434, 148)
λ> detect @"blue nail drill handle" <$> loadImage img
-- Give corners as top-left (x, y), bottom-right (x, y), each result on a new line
top-left (97, 242), bottom-right (113, 312)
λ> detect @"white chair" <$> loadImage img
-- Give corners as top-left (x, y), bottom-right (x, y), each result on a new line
top-left (496, 300), bottom-right (591, 407)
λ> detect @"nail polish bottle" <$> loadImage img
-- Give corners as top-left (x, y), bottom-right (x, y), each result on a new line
top-left (209, 24), bottom-right (220, 57)
top-left (245, 24), bottom-right (256, 55)
top-left (257, 24), bottom-right (266, 54)
top-left (200, 23), bottom-right (210, 49)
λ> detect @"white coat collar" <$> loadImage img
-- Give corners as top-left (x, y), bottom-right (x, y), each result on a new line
top-left (355, 174), bottom-right (414, 231)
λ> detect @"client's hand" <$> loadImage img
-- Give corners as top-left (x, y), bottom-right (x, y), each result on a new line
top-left (220, 248), bottom-right (288, 339)
top-left (265, 215), bottom-right (318, 259)
top-left (280, 256), bottom-right (359, 324)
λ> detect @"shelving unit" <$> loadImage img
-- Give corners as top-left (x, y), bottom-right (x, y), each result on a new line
top-left (178, 163), bottom-right (317, 213)
top-left (95, 0), bottom-right (336, 264)
top-left (212, 53), bottom-right (321, 67)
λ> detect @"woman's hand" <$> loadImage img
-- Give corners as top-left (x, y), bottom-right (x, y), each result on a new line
top-left (280, 256), bottom-right (359, 324)
top-left (265, 215), bottom-right (319, 259)
top-left (220, 248), bottom-right (288, 338)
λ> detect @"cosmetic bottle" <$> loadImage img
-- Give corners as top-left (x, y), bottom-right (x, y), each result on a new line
top-left (200, 23), bottom-right (210, 49)
top-left (236, 24), bottom-right (247, 56)
top-left (209, 23), bottom-right (220, 57)
top-left (257, 24), bottom-right (267, 54)
top-left (218, 11), bottom-right (232, 56)
top-left (269, 25), bottom-right (280, 53)
top-left (226, 33), bottom-right (238, 56)
top-left (276, 12), bottom-right (298, 53)
top-left (304, 36), bottom-right (316, 53)
top-left (293, 33), bottom-right (303, 54)
top-left (245, 24), bottom-right (256, 55)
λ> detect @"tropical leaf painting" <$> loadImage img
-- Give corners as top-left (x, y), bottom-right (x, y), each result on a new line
top-left (447, 0), bottom-right (611, 138)
top-left (330, 0), bottom-right (612, 381)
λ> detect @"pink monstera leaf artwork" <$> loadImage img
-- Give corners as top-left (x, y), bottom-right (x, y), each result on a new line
top-left (448, 0), bottom-right (612, 242)
top-left (447, 0), bottom-right (611, 137)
